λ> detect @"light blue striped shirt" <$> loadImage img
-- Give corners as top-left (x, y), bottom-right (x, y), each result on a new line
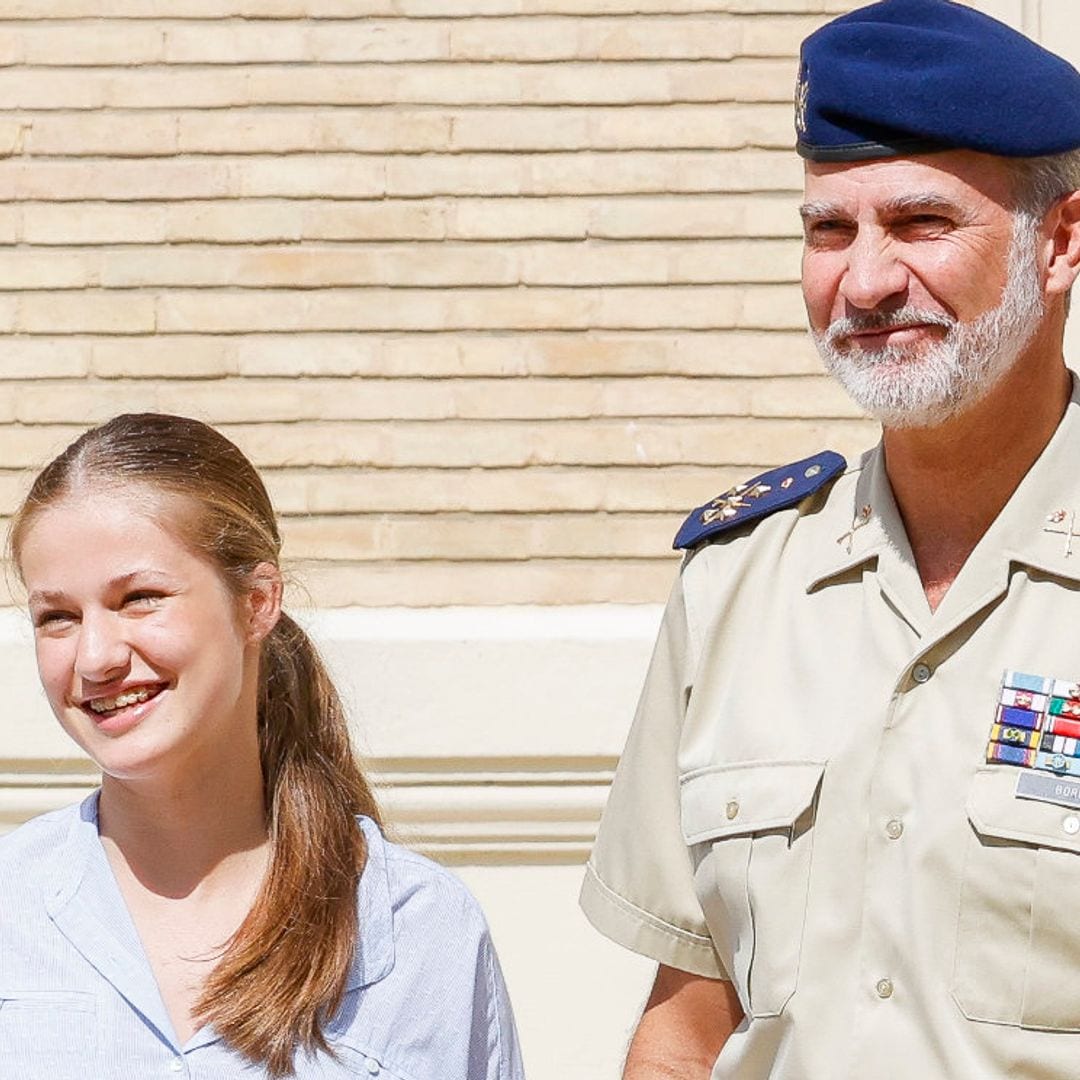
top-left (0, 794), bottom-right (525, 1080)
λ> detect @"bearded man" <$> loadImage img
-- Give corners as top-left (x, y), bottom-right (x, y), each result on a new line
top-left (579, 2), bottom-right (1080, 1078)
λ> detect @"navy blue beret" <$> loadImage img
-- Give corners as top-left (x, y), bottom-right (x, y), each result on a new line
top-left (796, 0), bottom-right (1080, 161)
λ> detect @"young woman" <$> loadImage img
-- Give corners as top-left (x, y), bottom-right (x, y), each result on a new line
top-left (0, 413), bottom-right (524, 1080)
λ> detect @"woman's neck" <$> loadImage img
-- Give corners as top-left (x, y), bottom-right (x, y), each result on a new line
top-left (97, 739), bottom-right (269, 901)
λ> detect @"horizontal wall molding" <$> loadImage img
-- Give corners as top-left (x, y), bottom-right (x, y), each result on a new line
top-left (0, 606), bottom-right (658, 862)
top-left (0, 758), bottom-right (617, 865)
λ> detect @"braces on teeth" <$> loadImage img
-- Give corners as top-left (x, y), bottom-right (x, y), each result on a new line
top-left (89, 688), bottom-right (154, 714)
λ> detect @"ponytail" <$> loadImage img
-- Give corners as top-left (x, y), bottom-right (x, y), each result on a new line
top-left (196, 614), bottom-right (381, 1076)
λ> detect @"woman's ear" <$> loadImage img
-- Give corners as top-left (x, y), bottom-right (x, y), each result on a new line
top-left (1045, 189), bottom-right (1080, 299)
top-left (245, 562), bottom-right (283, 644)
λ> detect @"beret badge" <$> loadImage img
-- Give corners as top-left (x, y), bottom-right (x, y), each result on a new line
top-left (794, 64), bottom-right (809, 138)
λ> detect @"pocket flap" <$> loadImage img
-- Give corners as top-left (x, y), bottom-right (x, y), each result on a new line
top-left (680, 760), bottom-right (826, 845)
top-left (968, 766), bottom-right (1080, 854)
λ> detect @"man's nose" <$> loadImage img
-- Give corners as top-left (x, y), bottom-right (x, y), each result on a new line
top-left (839, 232), bottom-right (909, 313)
top-left (74, 611), bottom-right (130, 684)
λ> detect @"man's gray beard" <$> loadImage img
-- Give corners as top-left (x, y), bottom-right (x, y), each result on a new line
top-left (811, 214), bottom-right (1045, 429)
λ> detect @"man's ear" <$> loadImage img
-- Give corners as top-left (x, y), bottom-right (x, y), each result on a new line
top-left (1045, 189), bottom-right (1080, 299)
top-left (244, 562), bottom-right (283, 644)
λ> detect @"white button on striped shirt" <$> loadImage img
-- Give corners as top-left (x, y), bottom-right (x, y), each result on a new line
top-left (0, 795), bottom-right (525, 1080)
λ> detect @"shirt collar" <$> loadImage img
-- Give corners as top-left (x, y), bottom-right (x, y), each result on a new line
top-left (806, 373), bottom-right (1080, 602)
top-left (43, 794), bottom-right (395, 1047)
top-left (347, 816), bottom-right (395, 992)
top-left (805, 444), bottom-right (897, 592)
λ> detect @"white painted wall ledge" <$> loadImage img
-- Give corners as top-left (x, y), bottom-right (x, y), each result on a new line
top-left (0, 605), bottom-right (663, 862)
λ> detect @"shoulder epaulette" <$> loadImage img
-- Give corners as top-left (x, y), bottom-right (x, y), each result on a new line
top-left (673, 450), bottom-right (847, 550)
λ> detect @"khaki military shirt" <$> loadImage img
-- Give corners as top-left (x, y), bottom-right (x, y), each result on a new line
top-left (582, 380), bottom-right (1080, 1079)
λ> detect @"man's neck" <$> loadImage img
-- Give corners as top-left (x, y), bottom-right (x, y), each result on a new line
top-left (882, 343), bottom-right (1071, 612)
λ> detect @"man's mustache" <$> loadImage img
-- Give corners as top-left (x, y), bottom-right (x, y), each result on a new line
top-left (825, 308), bottom-right (956, 345)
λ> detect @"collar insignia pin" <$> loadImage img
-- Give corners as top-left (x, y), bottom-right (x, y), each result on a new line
top-left (1044, 509), bottom-right (1080, 557)
top-left (837, 504), bottom-right (872, 555)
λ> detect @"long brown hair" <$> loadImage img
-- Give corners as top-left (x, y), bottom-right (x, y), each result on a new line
top-left (9, 413), bottom-right (382, 1076)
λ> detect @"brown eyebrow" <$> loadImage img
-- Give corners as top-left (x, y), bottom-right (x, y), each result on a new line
top-left (28, 569), bottom-right (174, 608)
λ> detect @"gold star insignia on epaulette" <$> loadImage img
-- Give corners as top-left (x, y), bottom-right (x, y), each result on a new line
top-left (700, 481), bottom-right (771, 525)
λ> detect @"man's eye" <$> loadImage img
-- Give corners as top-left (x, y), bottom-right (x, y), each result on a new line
top-left (899, 215), bottom-right (952, 233)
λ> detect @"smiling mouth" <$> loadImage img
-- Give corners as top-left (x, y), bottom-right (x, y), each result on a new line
top-left (84, 684), bottom-right (167, 718)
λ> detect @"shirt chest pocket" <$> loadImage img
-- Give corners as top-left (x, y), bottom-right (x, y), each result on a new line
top-left (0, 990), bottom-right (98, 1080)
top-left (953, 767), bottom-right (1080, 1031)
top-left (681, 760), bottom-right (825, 1019)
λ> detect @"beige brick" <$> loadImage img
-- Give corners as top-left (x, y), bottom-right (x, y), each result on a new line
top-left (176, 110), bottom-right (451, 155)
top-left (386, 150), bottom-right (799, 198)
top-left (673, 57), bottom-right (800, 103)
top-left (0, 205), bottom-right (21, 244)
top-left (0, 471), bottom-right (36, 516)
top-left (6, 160), bottom-right (233, 201)
top-left (243, 60), bottom-right (795, 108)
top-left (98, 244), bottom-right (520, 289)
top-left (0, 30), bottom-right (22, 66)
top-left (302, 201), bottom-right (447, 242)
top-left (14, 381), bottom-right (162, 425)
top-left (0, 295), bottom-right (19, 333)
top-left (0, 1), bottom-right (854, 15)
top-left (290, 558), bottom-right (677, 609)
top-left (0, 120), bottom-right (29, 157)
top-left (237, 156), bottom-right (386, 198)
top-left (166, 201), bottom-right (306, 243)
top-left (449, 104), bottom-right (791, 152)
top-left (589, 195), bottom-right (801, 240)
top-left (1, 340), bottom-right (90, 378)
top-left (158, 287), bottom-right (621, 333)
top-left (0, 70), bottom-right (109, 110)
top-left (24, 113), bottom-right (180, 157)
top-left (18, 23), bottom-right (166, 66)
top-left (0, 250), bottom-right (96, 290)
top-left (163, 21), bottom-right (449, 64)
top-left (20, 203), bottom-right (168, 245)
top-left (90, 338), bottom-right (237, 378)
top-left (448, 198), bottom-right (592, 241)
top-left (109, 374), bottom-right (851, 424)
top-left (449, 17), bottom-right (743, 61)
top-left (84, 241), bottom-right (798, 290)
top-left (516, 239), bottom-right (801, 285)
top-left (0, 57), bottom-right (797, 111)
top-left (446, 194), bottom-right (799, 242)
top-left (160, 331), bottom-right (827, 378)
top-left (218, 417), bottom-right (875, 470)
top-left (0, 424), bottom-right (86, 469)
top-left (282, 512), bottom-right (673, 561)
top-left (264, 465), bottom-right (744, 515)
top-left (743, 14), bottom-right (836, 55)
top-left (16, 292), bottom-right (156, 334)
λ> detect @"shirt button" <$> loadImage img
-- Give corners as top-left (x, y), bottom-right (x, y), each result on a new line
top-left (169, 1061), bottom-right (184, 1074)
top-left (912, 663), bottom-right (932, 684)
top-left (366, 1060), bottom-right (381, 1076)
top-left (886, 818), bottom-right (904, 840)
top-left (1064, 815), bottom-right (1080, 835)
top-left (876, 978), bottom-right (894, 999)
top-left (725, 800), bottom-right (740, 820)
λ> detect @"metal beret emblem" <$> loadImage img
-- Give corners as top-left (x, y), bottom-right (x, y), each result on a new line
top-left (794, 65), bottom-right (809, 136)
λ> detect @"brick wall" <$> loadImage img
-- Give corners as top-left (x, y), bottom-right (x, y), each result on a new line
top-left (0, 0), bottom-right (878, 607)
